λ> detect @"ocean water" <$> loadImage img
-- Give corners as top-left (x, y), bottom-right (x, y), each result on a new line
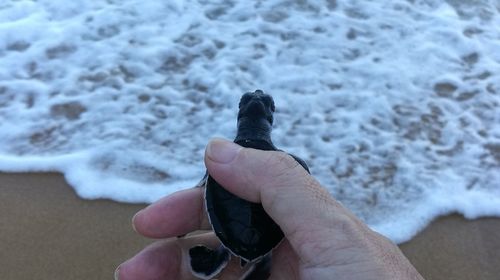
top-left (0, 0), bottom-right (499, 243)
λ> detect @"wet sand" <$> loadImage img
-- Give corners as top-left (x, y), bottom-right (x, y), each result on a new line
top-left (0, 172), bottom-right (149, 280)
top-left (400, 214), bottom-right (500, 280)
top-left (0, 172), bottom-right (499, 280)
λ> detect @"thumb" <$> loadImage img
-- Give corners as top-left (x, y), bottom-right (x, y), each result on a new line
top-left (205, 138), bottom-right (312, 203)
top-left (204, 138), bottom-right (363, 265)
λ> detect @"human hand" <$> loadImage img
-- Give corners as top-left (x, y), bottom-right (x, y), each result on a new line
top-left (115, 138), bottom-right (424, 280)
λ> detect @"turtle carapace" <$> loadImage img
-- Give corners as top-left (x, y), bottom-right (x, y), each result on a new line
top-left (189, 90), bottom-right (310, 280)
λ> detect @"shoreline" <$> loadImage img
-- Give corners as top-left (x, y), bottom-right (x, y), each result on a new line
top-left (1, 172), bottom-right (499, 279)
top-left (400, 213), bottom-right (500, 280)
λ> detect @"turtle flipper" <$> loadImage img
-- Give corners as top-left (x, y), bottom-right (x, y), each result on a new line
top-left (189, 245), bottom-right (230, 279)
top-left (241, 253), bottom-right (272, 280)
top-left (195, 172), bottom-right (209, 188)
top-left (178, 173), bottom-right (208, 239)
top-left (288, 153), bottom-right (310, 174)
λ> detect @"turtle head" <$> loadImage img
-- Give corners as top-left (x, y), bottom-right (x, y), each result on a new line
top-left (238, 90), bottom-right (275, 125)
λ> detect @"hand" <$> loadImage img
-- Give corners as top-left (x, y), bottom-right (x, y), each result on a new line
top-left (116, 138), bottom-right (424, 280)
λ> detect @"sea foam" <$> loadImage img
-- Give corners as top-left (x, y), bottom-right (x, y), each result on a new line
top-left (0, 0), bottom-right (499, 243)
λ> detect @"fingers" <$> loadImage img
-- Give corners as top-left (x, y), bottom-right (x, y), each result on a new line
top-left (117, 238), bottom-right (186, 280)
top-left (204, 139), bottom-right (366, 265)
top-left (133, 187), bottom-right (211, 238)
top-left (116, 233), bottom-right (211, 280)
top-left (204, 138), bottom-right (338, 221)
top-left (117, 233), bottom-right (246, 280)
top-left (204, 138), bottom-right (311, 203)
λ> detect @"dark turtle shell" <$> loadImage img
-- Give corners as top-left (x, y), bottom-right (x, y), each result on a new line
top-left (203, 90), bottom-right (309, 266)
top-left (204, 139), bottom-right (283, 262)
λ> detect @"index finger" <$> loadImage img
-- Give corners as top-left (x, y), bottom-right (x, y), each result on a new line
top-left (133, 187), bottom-right (212, 238)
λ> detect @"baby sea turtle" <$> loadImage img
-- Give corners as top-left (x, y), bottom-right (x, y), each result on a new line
top-left (189, 90), bottom-right (310, 279)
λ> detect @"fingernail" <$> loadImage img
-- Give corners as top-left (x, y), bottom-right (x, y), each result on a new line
top-left (206, 138), bottom-right (240, 164)
top-left (114, 266), bottom-right (120, 280)
top-left (131, 210), bottom-right (143, 233)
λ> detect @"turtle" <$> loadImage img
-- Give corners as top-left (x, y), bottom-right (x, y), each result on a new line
top-left (188, 90), bottom-right (310, 279)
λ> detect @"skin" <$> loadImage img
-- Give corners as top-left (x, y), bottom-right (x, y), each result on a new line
top-left (116, 138), bottom-right (424, 280)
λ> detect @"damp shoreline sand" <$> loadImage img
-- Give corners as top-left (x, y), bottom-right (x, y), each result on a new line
top-left (1, 172), bottom-right (499, 280)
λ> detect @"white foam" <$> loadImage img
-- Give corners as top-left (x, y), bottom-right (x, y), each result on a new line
top-left (0, 0), bottom-right (499, 243)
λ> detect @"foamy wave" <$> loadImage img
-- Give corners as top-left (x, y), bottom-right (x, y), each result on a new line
top-left (1, 0), bottom-right (499, 243)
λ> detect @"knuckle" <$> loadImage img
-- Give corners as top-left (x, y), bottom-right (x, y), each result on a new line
top-left (267, 152), bottom-right (302, 177)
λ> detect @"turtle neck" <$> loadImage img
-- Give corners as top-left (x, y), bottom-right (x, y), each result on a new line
top-left (234, 117), bottom-right (273, 144)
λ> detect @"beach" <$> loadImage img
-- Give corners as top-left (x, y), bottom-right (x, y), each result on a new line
top-left (1, 1), bottom-right (499, 279)
top-left (1, 172), bottom-right (499, 280)
top-left (0, 172), bottom-right (150, 280)
top-left (2, 0), bottom-right (500, 255)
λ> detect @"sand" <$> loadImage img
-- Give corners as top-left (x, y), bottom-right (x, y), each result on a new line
top-left (0, 172), bottom-right (499, 280)
top-left (400, 214), bottom-right (500, 280)
top-left (0, 172), bottom-right (150, 280)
